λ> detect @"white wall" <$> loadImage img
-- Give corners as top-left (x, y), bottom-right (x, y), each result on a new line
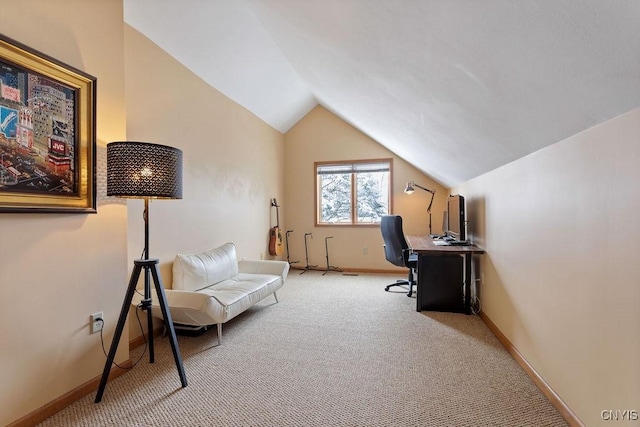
top-left (455, 108), bottom-right (640, 426)
top-left (0, 1), bottom-right (128, 425)
top-left (124, 26), bottom-right (286, 338)
top-left (284, 106), bottom-right (448, 271)
top-left (0, 6), bottom-right (286, 424)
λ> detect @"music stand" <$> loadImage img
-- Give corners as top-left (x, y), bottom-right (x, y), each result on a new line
top-left (300, 232), bottom-right (317, 274)
top-left (285, 230), bottom-right (299, 265)
top-left (322, 236), bottom-right (341, 275)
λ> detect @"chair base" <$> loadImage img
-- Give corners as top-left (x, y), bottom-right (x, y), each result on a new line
top-left (385, 279), bottom-right (415, 297)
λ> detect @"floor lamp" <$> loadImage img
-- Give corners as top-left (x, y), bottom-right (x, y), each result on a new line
top-left (95, 141), bottom-right (188, 403)
top-left (404, 181), bottom-right (436, 235)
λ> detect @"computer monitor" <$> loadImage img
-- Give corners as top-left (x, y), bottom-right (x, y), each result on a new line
top-left (445, 195), bottom-right (465, 240)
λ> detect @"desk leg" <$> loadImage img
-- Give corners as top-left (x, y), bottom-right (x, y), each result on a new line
top-left (463, 253), bottom-right (472, 314)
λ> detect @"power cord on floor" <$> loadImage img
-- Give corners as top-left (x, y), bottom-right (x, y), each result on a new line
top-left (96, 295), bottom-right (149, 370)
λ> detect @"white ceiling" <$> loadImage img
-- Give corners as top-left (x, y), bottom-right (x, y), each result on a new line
top-left (124, 0), bottom-right (640, 187)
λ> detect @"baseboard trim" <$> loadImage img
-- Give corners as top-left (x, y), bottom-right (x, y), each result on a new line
top-left (7, 359), bottom-right (133, 427)
top-left (8, 326), bottom-right (163, 426)
top-left (129, 325), bottom-right (164, 351)
top-left (289, 266), bottom-right (408, 275)
top-left (479, 312), bottom-right (584, 427)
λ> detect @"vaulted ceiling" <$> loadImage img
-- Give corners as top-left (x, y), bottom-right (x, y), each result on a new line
top-left (124, 0), bottom-right (640, 187)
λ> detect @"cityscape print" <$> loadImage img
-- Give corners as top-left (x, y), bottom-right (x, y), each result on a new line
top-left (0, 59), bottom-right (77, 196)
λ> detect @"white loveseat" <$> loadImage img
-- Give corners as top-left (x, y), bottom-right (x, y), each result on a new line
top-left (142, 242), bottom-right (289, 343)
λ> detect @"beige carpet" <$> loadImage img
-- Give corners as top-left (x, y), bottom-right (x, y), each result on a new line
top-left (39, 272), bottom-right (567, 426)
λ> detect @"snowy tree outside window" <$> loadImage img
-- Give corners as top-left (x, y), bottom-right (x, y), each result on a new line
top-left (316, 160), bottom-right (391, 225)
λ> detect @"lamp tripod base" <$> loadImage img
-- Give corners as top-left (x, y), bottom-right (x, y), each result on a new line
top-left (95, 259), bottom-right (187, 403)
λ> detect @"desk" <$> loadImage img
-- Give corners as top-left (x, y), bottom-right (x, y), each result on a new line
top-left (406, 235), bottom-right (485, 314)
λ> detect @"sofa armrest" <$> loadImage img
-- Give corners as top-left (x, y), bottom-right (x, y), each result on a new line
top-left (238, 259), bottom-right (290, 281)
top-left (162, 289), bottom-right (215, 310)
top-left (133, 289), bottom-right (213, 311)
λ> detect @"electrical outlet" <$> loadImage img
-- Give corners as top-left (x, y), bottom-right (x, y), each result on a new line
top-left (90, 312), bottom-right (104, 334)
top-left (362, 247), bottom-right (368, 255)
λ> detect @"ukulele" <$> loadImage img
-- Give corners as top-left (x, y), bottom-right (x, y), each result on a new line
top-left (269, 198), bottom-right (284, 256)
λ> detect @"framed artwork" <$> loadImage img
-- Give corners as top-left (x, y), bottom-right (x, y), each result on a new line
top-left (0, 34), bottom-right (96, 213)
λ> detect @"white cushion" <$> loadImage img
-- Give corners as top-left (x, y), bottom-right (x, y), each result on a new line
top-left (172, 243), bottom-right (239, 292)
top-left (140, 270), bottom-right (285, 326)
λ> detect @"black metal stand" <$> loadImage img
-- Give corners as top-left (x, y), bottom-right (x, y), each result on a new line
top-left (285, 230), bottom-right (299, 265)
top-left (300, 232), bottom-right (317, 274)
top-left (322, 236), bottom-right (341, 275)
top-left (426, 192), bottom-right (435, 235)
top-left (408, 183), bottom-right (436, 235)
top-left (95, 258), bottom-right (187, 402)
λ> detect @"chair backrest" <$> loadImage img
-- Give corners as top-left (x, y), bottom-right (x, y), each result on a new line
top-left (380, 215), bottom-right (410, 268)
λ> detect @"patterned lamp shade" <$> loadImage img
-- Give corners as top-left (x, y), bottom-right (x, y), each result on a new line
top-left (107, 141), bottom-right (182, 199)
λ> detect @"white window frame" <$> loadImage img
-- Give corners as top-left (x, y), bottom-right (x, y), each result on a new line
top-left (315, 159), bottom-right (393, 226)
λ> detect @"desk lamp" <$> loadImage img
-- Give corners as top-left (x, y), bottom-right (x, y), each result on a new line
top-left (404, 181), bottom-right (436, 235)
top-left (95, 141), bottom-right (187, 403)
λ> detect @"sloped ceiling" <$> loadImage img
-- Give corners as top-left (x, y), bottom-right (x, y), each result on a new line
top-left (124, 0), bottom-right (640, 187)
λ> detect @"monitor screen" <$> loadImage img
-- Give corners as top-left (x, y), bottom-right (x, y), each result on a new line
top-left (445, 195), bottom-right (465, 240)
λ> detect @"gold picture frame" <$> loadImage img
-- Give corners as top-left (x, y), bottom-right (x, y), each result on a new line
top-left (0, 34), bottom-right (96, 213)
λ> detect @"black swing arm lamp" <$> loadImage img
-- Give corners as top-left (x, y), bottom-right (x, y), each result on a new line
top-left (404, 181), bottom-right (436, 234)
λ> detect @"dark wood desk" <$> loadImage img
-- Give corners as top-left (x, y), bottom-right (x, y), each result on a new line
top-left (406, 235), bottom-right (485, 314)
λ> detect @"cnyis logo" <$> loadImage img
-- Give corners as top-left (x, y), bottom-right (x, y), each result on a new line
top-left (601, 409), bottom-right (638, 421)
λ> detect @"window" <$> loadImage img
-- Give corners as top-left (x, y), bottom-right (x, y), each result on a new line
top-left (315, 159), bottom-right (392, 225)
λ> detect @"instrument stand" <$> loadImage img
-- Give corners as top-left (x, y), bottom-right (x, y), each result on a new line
top-left (95, 258), bottom-right (187, 403)
top-left (300, 232), bottom-right (317, 274)
top-left (285, 230), bottom-right (299, 265)
top-left (322, 236), bottom-right (341, 275)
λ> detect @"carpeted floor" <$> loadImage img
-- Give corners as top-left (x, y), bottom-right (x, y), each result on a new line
top-left (39, 272), bottom-right (567, 426)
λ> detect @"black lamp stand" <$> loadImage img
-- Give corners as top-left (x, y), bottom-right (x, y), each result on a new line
top-left (95, 199), bottom-right (187, 403)
top-left (406, 182), bottom-right (436, 235)
top-left (426, 190), bottom-right (435, 235)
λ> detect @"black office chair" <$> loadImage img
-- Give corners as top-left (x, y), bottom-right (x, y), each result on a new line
top-left (380, 215), bottom-right (418, 297)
